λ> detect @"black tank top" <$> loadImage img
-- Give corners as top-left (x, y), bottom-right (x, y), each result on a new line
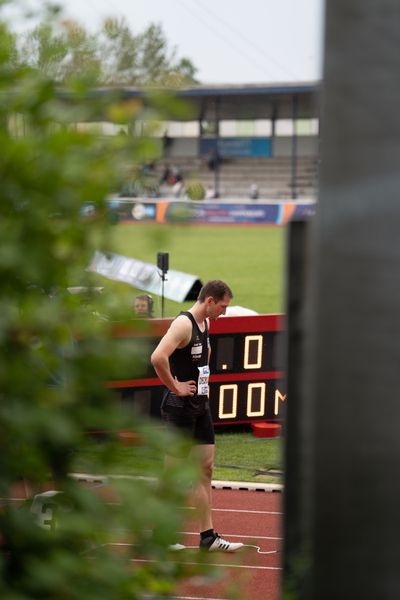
top-left (169, 311), bottom-right (209, 393)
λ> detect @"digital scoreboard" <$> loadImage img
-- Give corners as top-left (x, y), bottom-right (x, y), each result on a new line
top-left (109, 314), bottom-right (287, 426)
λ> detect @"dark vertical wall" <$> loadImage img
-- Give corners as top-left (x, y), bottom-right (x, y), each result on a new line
top-left (282, 219), bottom-right (314, 599)
top-left (303, 0), bottom-right (400, 598)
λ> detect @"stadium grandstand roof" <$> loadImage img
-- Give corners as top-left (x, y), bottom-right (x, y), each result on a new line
top-left (93, 81), bottom-right (321, 122)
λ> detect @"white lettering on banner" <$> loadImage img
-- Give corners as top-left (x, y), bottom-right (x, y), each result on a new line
top-left (197, 365), bottom-right (210, 396)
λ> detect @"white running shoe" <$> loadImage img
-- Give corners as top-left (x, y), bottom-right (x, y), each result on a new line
top-left (201, 533), bottom-right (243, 552)
top-left (169, 543), bottom-right (186, 551)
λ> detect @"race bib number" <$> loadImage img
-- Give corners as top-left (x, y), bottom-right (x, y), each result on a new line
top-left (197, 365), bottom-right (210, 396)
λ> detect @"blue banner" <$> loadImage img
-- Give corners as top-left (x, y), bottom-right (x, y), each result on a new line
top-left (200, 137), bottom-right (272, 157)
top-left (166, 202), bottom-right (281, 224)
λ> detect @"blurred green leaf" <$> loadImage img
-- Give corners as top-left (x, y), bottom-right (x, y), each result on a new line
top-left (0, 5), bottom-right (212, 599)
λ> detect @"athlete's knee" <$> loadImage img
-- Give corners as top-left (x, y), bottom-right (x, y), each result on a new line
top-left (201, 459), bottom-right (213, 483)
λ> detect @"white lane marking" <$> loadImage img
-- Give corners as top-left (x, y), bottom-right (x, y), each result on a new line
top-left (212, 508), bottom-right (282, 515)
top-left (130, 558), bottom-right (282, 571)
top-left (3, 497), bottom-right (282, 517)
top-left (91, 542), bottom-right (282, 561)
top-left (183, 506), bottom-right (282, 516)
top-left (107, 544), bottom-right (281, 564)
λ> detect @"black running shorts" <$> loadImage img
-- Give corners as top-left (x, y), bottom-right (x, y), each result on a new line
top-left (161, 392), bottom-right (215, 445)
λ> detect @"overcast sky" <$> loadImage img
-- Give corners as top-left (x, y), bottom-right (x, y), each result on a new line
top-left (8, 0), bottom-right (325, 84)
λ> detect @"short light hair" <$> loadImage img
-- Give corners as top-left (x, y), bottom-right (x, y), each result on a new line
top-left (198, 280), bottom-right (233, 303)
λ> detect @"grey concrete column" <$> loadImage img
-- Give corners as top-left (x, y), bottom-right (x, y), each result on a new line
top-left (298, 1), bottom-right (400, 598)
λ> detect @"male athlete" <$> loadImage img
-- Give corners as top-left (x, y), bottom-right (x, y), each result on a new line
top-left (151, 279), bottom-right (243, 552)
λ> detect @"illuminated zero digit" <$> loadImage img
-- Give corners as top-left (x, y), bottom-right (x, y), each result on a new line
top-left (218, 384), bottom-right (238, 419)
top-left (244, 335), bottom-right (263, 369)
top-left (247, 383), bottom-right (266, 417)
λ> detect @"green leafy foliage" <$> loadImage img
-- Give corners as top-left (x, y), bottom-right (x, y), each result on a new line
top-left (17, 11), bottom-right (198, 86)
top-left (0, 8), bottom-right (211, 599)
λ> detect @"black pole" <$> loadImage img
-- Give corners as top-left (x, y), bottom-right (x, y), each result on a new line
top-left (282, 218), bottom-right (314, 599)
top-left (291, 95), bottom-right (298, 200)
top-left (157, 252), bottom-right (169, 318)
top-left (214, 97), bottom-right (220, 197)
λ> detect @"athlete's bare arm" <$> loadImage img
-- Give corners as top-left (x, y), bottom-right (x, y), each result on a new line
top-left (151, 315), bottom-right (197, 396)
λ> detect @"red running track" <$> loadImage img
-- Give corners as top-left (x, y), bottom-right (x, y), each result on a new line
top-left (173, 487), bottom-right (282, 600)
top-left (3, 482), bottom-right (283, 600)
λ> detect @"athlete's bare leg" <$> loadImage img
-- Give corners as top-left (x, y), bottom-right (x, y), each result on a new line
top-left (190, 444), bottom-right (214, 532)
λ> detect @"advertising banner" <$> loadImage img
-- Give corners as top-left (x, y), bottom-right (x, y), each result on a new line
top-left (107, 198), bottom-right (316, 225)
top-left (165, 201), bottom-right (281, 224)
top-left (108, 199), bottom-right (157, 222)
top-left (200, 137), bottom-right (272, 157)
top-left (87, 251), bottom-right (202, 302)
